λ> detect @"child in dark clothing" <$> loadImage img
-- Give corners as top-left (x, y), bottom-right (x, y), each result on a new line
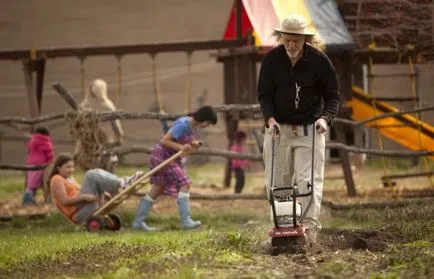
top-left (23, 127), bottom-right (55, 205)
top-left (231, 131), bottom-right (249, 194)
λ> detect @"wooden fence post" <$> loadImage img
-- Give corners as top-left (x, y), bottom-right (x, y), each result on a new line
top-left (335, 123), bottom-right (357, 197)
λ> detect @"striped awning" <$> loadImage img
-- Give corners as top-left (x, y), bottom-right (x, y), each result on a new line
top-left (224, 0), bottom-right (354, 49)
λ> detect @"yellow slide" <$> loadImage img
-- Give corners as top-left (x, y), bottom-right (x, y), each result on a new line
top-left (347, 86), bottom-right (434, 161)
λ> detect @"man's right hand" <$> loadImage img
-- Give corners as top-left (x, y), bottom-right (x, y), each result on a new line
top-left (267, 118), bottom-right (280, 136)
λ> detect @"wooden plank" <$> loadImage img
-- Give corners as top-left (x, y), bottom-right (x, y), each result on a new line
top-left (0, 39), bottom-right (246, 60)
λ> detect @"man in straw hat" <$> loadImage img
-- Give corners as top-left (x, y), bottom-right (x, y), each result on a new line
top-left (258, 14), bottom-right (341, 247)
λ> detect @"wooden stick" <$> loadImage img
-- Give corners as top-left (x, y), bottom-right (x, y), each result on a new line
top-left (51, 82), bottom-right (79, 110)
top-left (0, 113), bottom-right (64, 125)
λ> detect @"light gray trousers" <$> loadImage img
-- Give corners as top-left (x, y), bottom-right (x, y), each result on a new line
top-left (263, 124), bottom-right (326, 230)
top-left (74, 168), bottom-right (121, 223)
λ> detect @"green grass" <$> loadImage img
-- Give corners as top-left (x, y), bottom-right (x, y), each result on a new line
top-left (0, 210), bottom-right (265, 267)
top-left (0, 210), bottom-right (272, 279)
top-left (1, 163), bottom-right (434, 278)
top-left (0, 231), bottom-right (112, 269)
top-left (0, 173), bottom-right (25, 197)
top-left (1, 205), bottom-right (433, 279)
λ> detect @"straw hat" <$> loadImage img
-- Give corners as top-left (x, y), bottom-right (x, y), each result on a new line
top-left (273, 14), bottom-right (314, 36)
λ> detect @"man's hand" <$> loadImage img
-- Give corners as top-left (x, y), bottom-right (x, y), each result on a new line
top-left (315, 118), bottom-right (328, 134)
top-left (267, 117), bottom-right (280, 136)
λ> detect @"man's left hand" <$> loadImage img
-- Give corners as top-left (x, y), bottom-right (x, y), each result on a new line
top-left (315, 118), bottom-right (328, 134)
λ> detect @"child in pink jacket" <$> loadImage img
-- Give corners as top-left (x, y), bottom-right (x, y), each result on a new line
top-left (23, 127), bottom-right (55, 205)
top-left (231, 131), bottom-right (249, 194)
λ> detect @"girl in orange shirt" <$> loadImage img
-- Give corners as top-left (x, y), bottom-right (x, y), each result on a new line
top-left (49, 153), bottom-right (143, 223)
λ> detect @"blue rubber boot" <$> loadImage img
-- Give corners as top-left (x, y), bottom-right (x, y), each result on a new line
top-left (177, 192), bottom-right (201, 229)
top-left (22, 191), bottom-right (36, 206)
top-left (132, 195), bottom-right (156, 231)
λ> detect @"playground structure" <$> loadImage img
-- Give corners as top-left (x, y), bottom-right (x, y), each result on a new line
top-left (0, 0), bottom-right (433, 202)
top-left (219, 0), bottom-right (433, 188)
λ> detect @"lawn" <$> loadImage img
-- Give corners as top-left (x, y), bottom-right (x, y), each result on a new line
top-left (0, 160), bottom-right (433, 278)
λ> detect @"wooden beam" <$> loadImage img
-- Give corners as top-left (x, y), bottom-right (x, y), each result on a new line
top-left (0, 39), bottom-right (246, 60)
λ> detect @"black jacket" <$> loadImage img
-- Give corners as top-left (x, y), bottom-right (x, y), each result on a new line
top-left (257, 44), bottom-right (341, 125)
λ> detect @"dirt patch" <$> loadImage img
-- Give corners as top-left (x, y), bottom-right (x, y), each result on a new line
top-left (319, 227), bottom-right (406, 252)
top-left (0, 241), bottom-right (154, 279)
